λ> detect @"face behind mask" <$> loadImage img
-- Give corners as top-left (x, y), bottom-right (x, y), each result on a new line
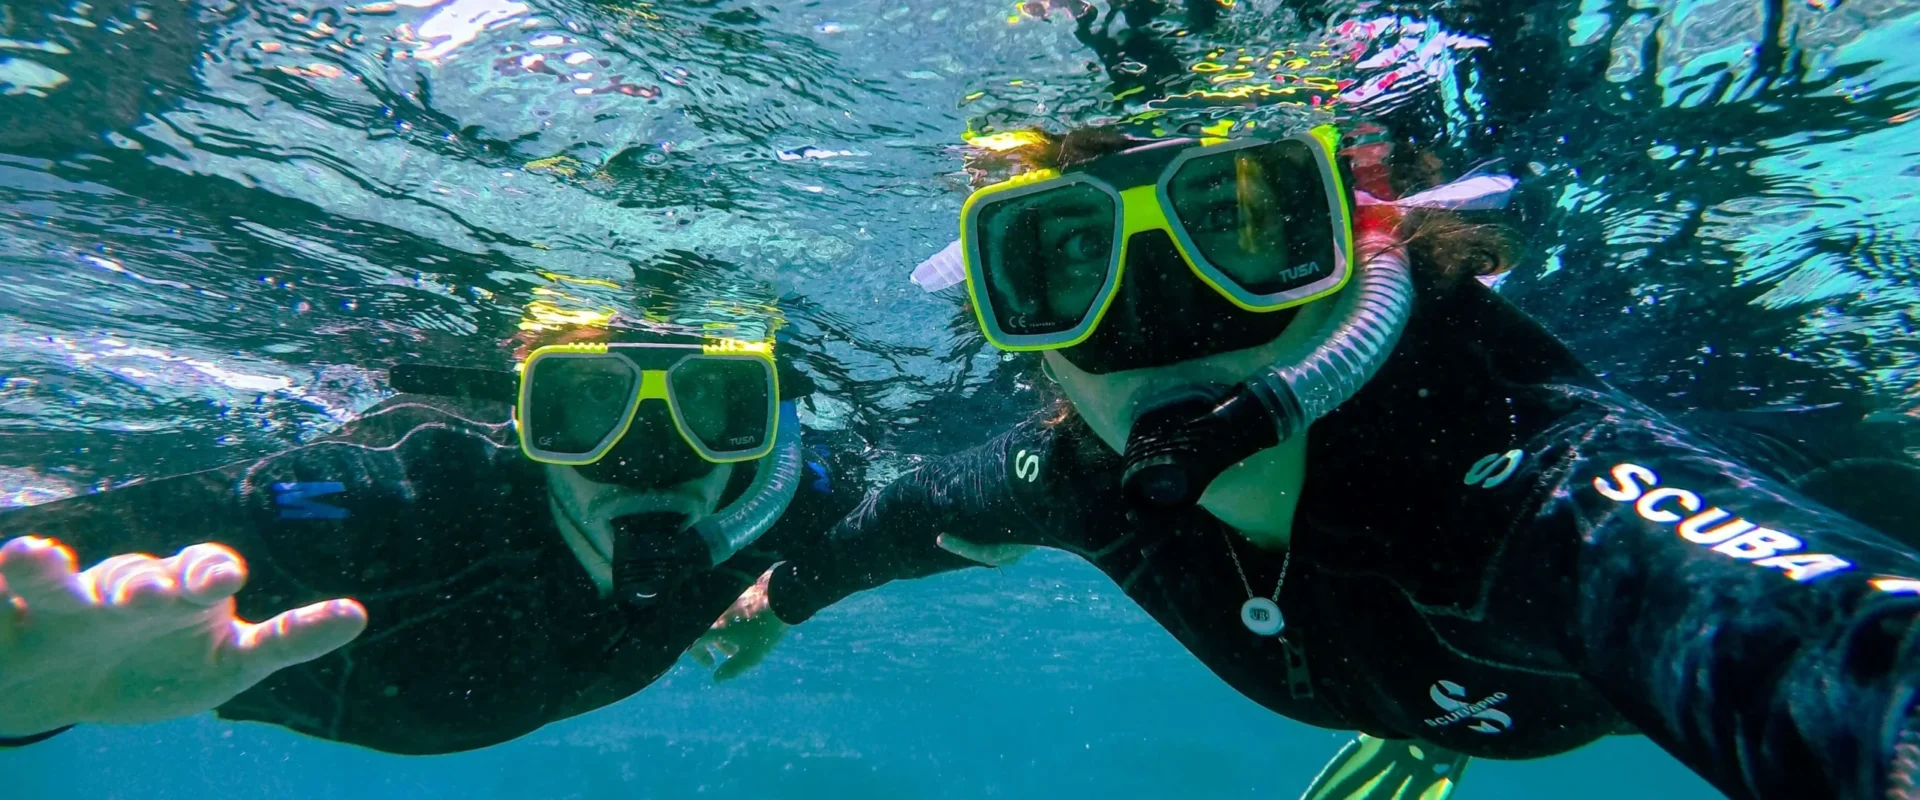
top-left (1055, 231), bottom-right (1302, 376)
top-left (571, 403), bottom-right (723, 490)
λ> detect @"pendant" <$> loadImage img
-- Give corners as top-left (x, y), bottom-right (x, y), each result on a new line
top-left (1240, 597), bottom-right (1284, 636)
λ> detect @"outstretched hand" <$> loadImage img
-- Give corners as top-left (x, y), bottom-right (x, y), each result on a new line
top-left (691, 568), bottom-right (787, 682)
top-left (0, 536), bottom-right (367, 737)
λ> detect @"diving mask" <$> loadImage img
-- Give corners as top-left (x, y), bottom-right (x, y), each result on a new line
top-left (516, 340), bottom-right (779, 468)
top-left (959, 124), bottom-right (1354, 371)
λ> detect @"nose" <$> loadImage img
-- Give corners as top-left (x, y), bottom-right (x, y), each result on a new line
top-left (1064, 230), bottom-right (1288, 374)
top-left (574, 403), bottom-right (717, 489)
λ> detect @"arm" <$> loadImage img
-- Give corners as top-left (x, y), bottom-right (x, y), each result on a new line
top-left (4, 397), bottom-right (521, 577)
top-left (0, 399), bottom-right (497, 744)
top-left (2, 470), bottom-right (266, 561)
top-left (1533, 398), bottom-right (1920, 799)
top-left (765, 420), bottom-right (1069, 624)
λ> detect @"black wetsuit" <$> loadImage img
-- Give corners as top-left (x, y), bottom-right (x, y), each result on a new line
top-left (764, 273), bottom-right (1920, 800)
top-left (0, 396), bottom-right (856, 754)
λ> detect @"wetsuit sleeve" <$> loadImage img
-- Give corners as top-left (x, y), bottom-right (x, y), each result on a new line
top-left (0, 726), bottom-right (73, 747)
top-left (0, 469), bottom-right (260, 559)
top-left (766, 422), bottom-right (1064, 624)
top-left (1532, 404), bottom-right (1920, 799)
top-left (0, 399), bottom-right (517, 564)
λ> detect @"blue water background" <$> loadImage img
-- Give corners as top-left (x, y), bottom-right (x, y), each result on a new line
top-left (5, 0), bottom-right (1919, 795)
top-left (3, 553), bottom-right (1714, 798)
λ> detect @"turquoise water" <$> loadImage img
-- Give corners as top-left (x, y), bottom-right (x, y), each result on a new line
top-left (3, 0), bottom-right (1917, 796)
top-left (7, 557), bottom-right (1714, 799)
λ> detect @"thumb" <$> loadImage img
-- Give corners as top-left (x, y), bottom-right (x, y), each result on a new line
top-left (713, 628), bottom-right (783, 683)
top-left (231, 598), bottom-right (368, 679)
top-left (686, 638), bottom-right (717, 669)
top-left (936, 534), bottom-right (1035, 567)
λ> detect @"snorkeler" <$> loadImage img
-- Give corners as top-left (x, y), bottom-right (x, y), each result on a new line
top-left (704, 123), bottom-right (1920, 799)
top-left (0, 327), bottom-right (853, 754)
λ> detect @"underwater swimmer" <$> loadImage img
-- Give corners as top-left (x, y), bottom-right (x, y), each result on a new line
top-left (0, 328), bottom-right (856, 754)
top-left (708, 124), bottom-right (1920, 799)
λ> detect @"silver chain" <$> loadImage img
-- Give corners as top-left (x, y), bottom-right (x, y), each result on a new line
top-left (1220, 529), bottom-right (1289, 603)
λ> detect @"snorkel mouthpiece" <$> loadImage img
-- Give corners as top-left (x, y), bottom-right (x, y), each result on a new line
top-left (608, 402), bottom-right (806, 606)
top-left (1120, 239), bottom-right (1416, 511)
top-left (1123, 386), bottom-right (1285, 508)
top-left (610, 512), bottom-right (706, 606)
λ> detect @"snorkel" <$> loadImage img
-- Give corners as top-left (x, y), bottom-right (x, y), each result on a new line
top-left (608, 400), bottom-right (804, 604)
top-left (1120, 132), bottom-right (1414, 510)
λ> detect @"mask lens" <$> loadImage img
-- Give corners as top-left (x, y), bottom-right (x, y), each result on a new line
top-left (972, 181), bottom-right (1118, 339)
top-left (1165, 139), bottom-right (1337, 297)
top-left (667, 356), bottom-right (774, 458)
top-left (524, 355), bottom-right (638, 458)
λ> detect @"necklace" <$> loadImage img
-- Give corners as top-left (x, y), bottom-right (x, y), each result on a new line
top-left (1221, 529), bottom-right (1290, 636)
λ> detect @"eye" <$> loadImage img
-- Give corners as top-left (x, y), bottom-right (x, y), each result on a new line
top-left (1061, 230), bottom-right (1104, 263)
top-left (681, 376), bottom-right (714, 404)
top-left (583, 375), bottom-right (627, 404)
top-left (1197, 200), bottom-right (1241, 231)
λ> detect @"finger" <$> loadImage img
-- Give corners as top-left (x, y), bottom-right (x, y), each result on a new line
top-left (714, 635), bottom-right (779, 683)
top-left (936, 533), bottom-right (986, 563)
top-left (987, 544), bottom-right (1036, 566)
top-left (95, 556), bottom-right (176, 609)
top-left (936, 534), bottom-right (1033, 567)
top-left (168, 543), bottom-right (247, 606)
top-left (713, 651), bottom-right (762, 682)
top-left (230, 598), bottom-right (368, 677)
top-left (0, 536), bottom-right (92, 614)
top-left (711, 638), bottom-right (740, 658)
top-left (686, 639), bottom-right (717, 669)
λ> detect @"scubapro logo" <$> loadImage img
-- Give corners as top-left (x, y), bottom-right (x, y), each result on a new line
top-left (1424, 680), bottom-right (1511, 735)
top-left (1013, 448), bottom-right (1041, 483)
top-left (1464, 450), bottom-right (1523, 488)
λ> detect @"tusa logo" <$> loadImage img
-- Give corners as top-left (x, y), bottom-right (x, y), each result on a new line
top-left (1275, 261), bottom-right (1322, 284)
top-left (1591, 463), bottom-right (1852, 582)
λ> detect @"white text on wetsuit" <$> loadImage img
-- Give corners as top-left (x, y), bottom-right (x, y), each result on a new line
top-left (1592, 463), bottom-right (1853, 582)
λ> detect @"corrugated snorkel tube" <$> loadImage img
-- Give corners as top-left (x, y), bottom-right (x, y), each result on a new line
top-left (1121, 236), bottom-right (1416, 510)
top-left (690, 400), bottom-right (805, 564)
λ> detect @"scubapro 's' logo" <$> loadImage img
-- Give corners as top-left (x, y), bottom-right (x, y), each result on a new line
top-left (1013, 448), bottom-right (1041, 483)
top-left (1423, 680), bottom-right (1511, 735)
